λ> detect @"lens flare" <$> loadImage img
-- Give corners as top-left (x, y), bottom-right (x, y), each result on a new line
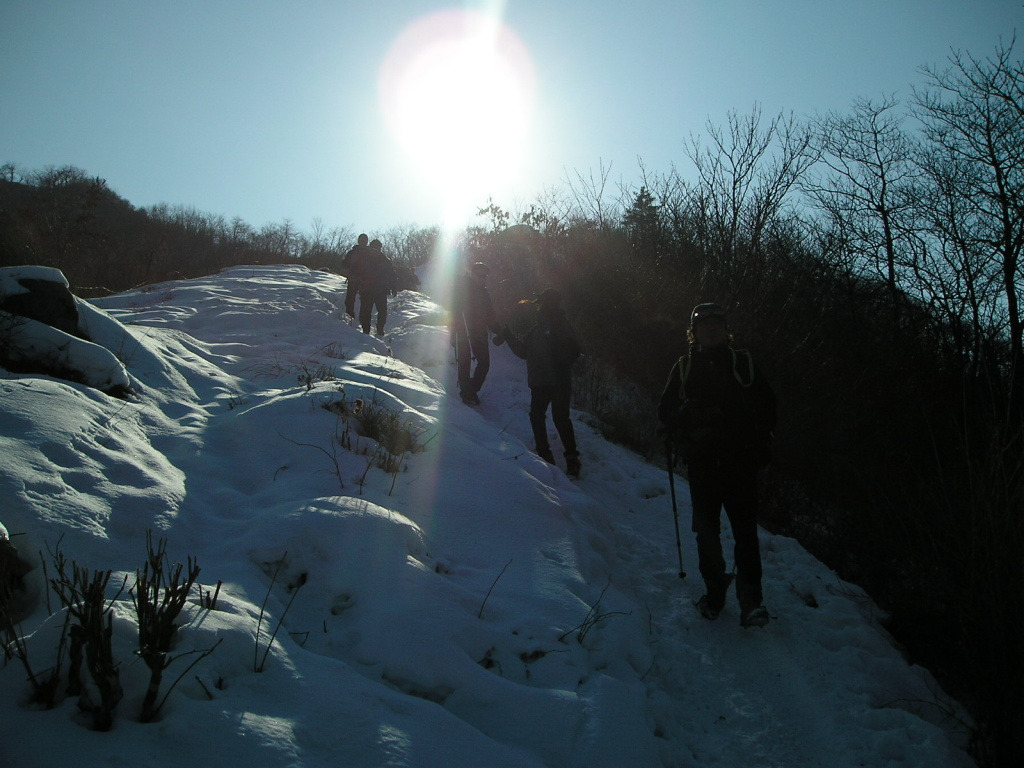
top-left (378, 10), bottom-right (535, 525)
top-left (378, 8), bottom-right (536, 224)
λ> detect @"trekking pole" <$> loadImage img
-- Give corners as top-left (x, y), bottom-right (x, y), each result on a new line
top-left (665, 437), bottom-right (686, 579)
top-left (461, 311), bottom-right (476, 361)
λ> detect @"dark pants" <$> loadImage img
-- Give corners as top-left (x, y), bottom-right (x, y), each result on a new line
top-left (359, 288), bottom-right (388, 334)
top-left (456, 327), bottom-right (490, 395)
top-left (529, 384), bottom-right (577, 457)
top-left (344, 278), bottom-right (361, 318)
top-left (687, 459), bottom-right (762, 611)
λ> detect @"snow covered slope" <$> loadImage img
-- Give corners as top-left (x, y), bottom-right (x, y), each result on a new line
top-left (0, 265), bottom-right (972, 767)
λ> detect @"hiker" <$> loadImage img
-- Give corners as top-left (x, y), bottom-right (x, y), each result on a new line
top-left (340, 234), bottom-right (372, 320)
top-left (504, 289), bottom-right (583, 477)
top-left (657, 303), bottom-right (776, 628)
top-left (450, 262), bottom-right (503, 405)
top-left (357, 239), bottom-right (396, 335)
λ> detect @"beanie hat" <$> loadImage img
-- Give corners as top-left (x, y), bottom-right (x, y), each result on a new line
top-left (690, 302), bottom-right (727, 328)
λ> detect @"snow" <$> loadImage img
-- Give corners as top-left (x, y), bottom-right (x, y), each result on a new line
top-left (0, 264), bottom-right (973, 767)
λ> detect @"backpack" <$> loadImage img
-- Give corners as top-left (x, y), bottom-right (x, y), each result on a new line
top-left (675, 347), bottom-right (771, 466)
top-left (361, 251), bottom-right (395, 291)
top-left (677, 347), bottom-right (754, 399)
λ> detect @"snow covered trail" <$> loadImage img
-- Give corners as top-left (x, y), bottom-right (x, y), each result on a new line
top-left (447, 307), bottom-right (973, 768)
top-left (0, 265), bottom-right (973, 768)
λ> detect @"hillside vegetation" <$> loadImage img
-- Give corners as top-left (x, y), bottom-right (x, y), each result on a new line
top-left (3, 39), bottom-right (1022, 768)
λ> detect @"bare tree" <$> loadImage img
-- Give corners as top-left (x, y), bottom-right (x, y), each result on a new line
top-left (380, 223), bottom-right (440, 266)
top-left (684, 105), bottom-right (816, 296)
top-left (913, 38), bottom-right (1024, 398)
top-left (562, 161), bottom-right (618, 230)
top-left (914, 142), bottom-right (1006, 374)
top-left (804, 96), bottom-right (920, 320)
top-left (0, 163), bottom-right (21, 183)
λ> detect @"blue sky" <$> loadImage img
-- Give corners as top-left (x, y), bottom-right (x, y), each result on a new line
top-left (2, 1), bottom-right (1020, 235)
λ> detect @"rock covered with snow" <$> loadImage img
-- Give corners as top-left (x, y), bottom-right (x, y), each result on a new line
top-left (0, 265), bottom-right (132, 395)
top-left (0, 265), bottom-right (79, 333)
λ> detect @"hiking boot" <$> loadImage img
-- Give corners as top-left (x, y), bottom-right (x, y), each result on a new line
top-left (696, 573), bottom-right (733, 620)
top-left (696, 594), bottom-right (723, 621)
top-left (460, 391), bottom-right (481, 406)
top-left (740, 605), bottom-right (770, 628)
top-left (537, 447), bottom-right (555, 464)
top-left (565, 452), bottom-right (581, 478)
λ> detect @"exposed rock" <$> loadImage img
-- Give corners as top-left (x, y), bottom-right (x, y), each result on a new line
top-left (0, 266), bottom-right (132, 396)
top-left (0, 266), bottom-right (81, 337)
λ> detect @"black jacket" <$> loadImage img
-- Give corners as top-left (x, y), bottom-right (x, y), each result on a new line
top-left (340, 244), bottom-right (371, 278)
top-left (506, 309), bottom-right (582, 389)
top-left (356, 249), bottom-right (395, 293)
top-left (658, 345), bottom-right (776, 466)
top-left (451, 276), bottom-right (501, 336)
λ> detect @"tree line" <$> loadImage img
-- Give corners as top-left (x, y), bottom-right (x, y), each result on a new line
top-left (2, 37), bottom-right (1021, 767)
top-left (0, 165), bottom-right (440, 295)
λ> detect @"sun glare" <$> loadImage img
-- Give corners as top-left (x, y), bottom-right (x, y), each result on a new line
top-left (379, 9), bottom-right (536, 221)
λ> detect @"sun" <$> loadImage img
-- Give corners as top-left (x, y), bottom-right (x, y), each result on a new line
top-left (379, 9), bottom-right (536, 218)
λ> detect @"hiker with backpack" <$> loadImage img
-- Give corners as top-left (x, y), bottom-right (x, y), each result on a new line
top-left (503, 288), bottom-right (583, 478)
top-left (356, 239), bottom-right (396, 336)
top-left (450, 262), bottom-right (503, 405)
top-left (657, 303), bottom-right (776, 627)
top-left (340, 233), bottom-right (372, 321)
